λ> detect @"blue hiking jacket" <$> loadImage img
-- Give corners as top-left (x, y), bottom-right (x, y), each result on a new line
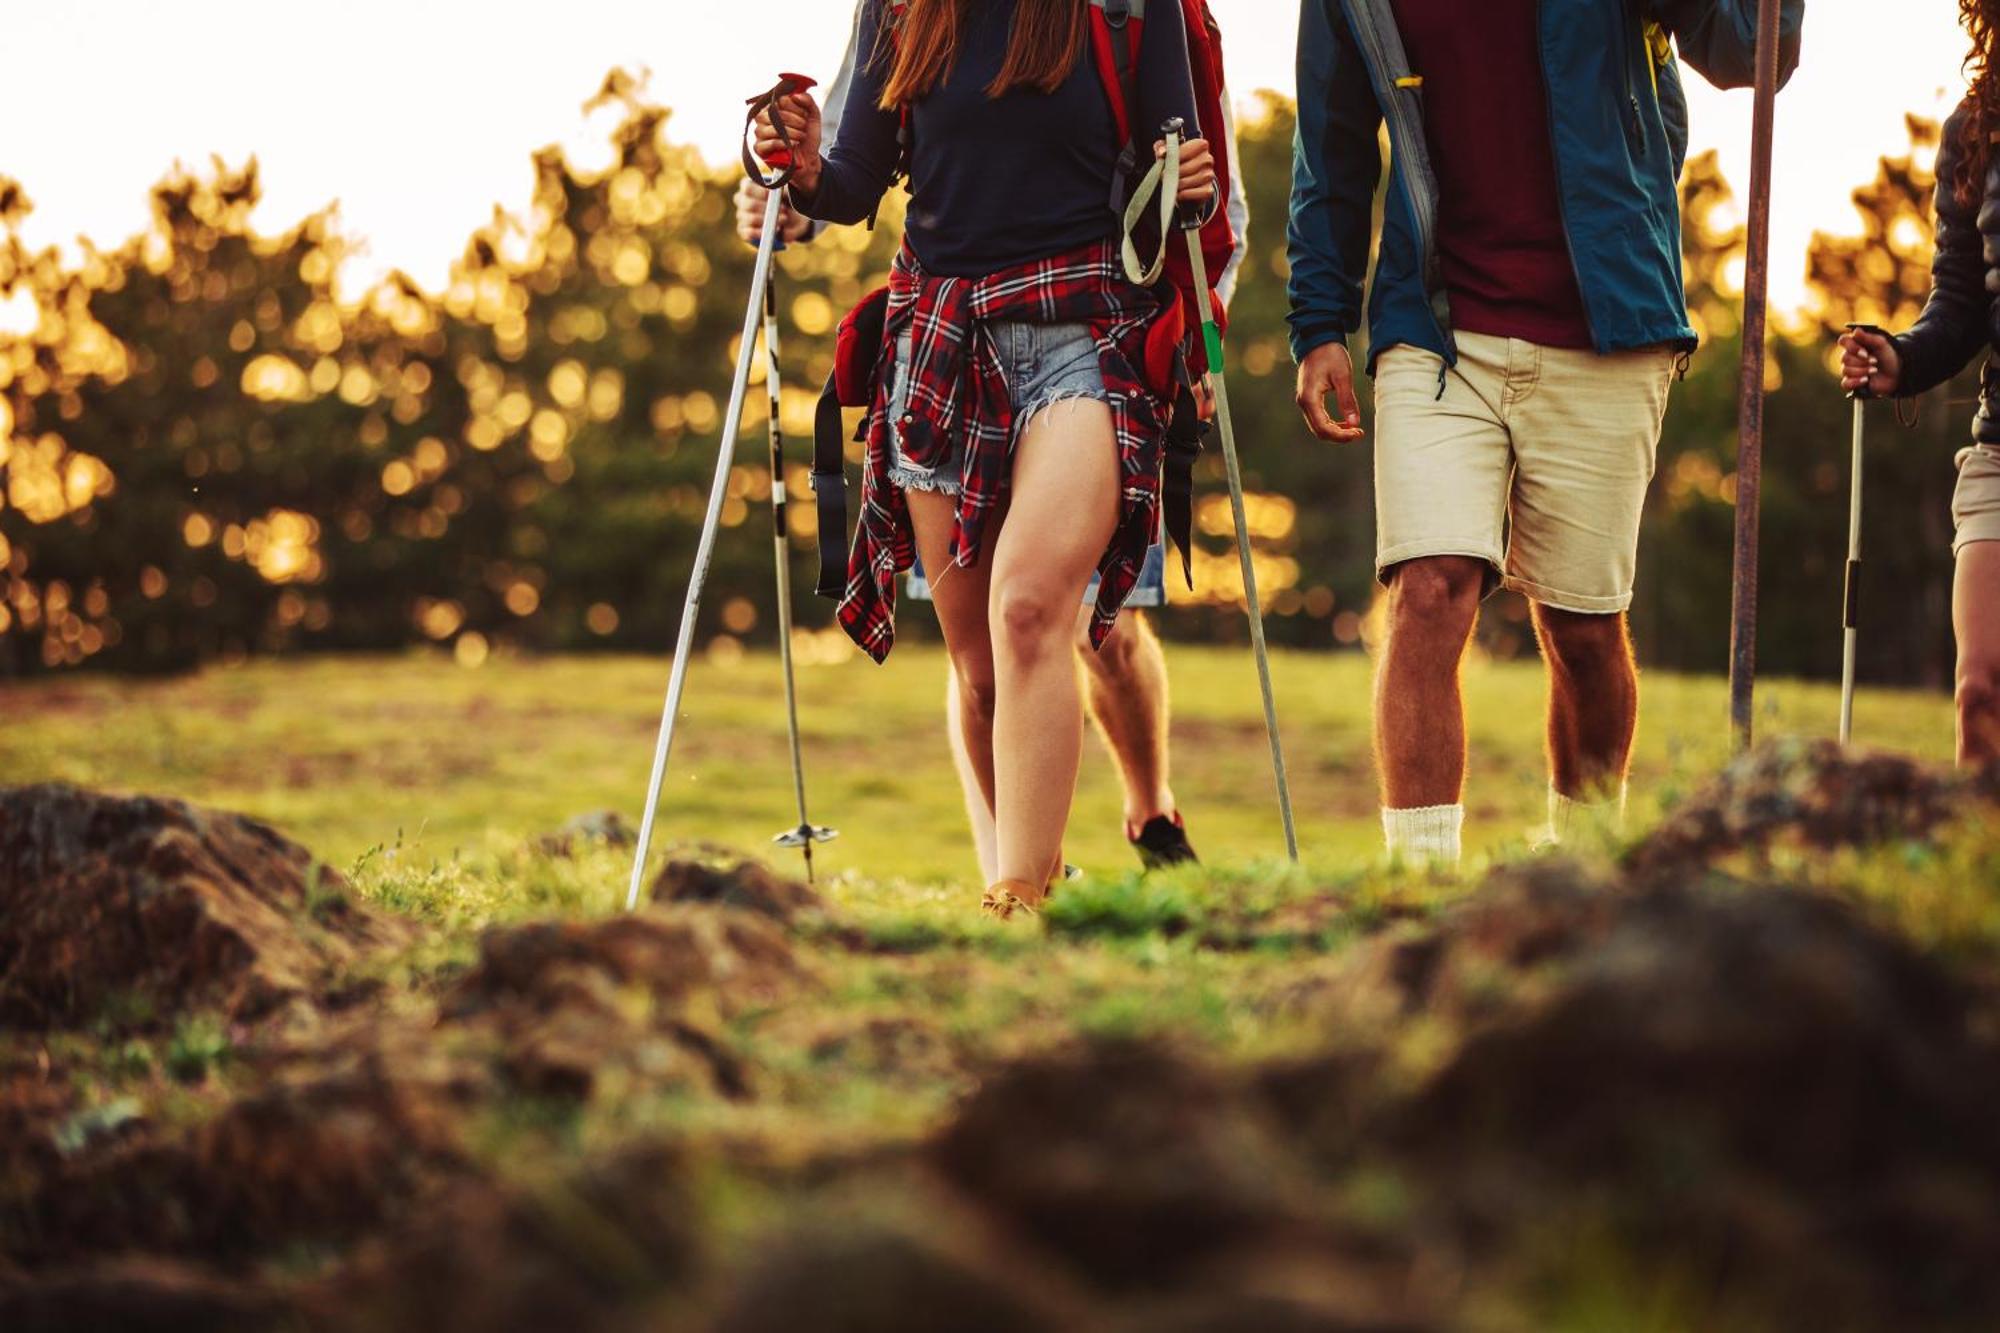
top-left (1286, 0), bottom-right (1805, 369)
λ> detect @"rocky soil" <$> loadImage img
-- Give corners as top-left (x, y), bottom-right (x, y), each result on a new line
top-left (3, 748), bottom-right (1998, 1332)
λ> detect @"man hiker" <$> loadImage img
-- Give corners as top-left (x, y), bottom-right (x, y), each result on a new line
top-left (737, 0), bottom-right (1251, 880)
top-left (1287, 0), bottom-right (1804, 867)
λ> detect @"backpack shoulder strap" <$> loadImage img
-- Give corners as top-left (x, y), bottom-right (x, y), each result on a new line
top-left (885, 0), bottom-right (915, 184)
top-left (1088, 0), bottom-right (1147, 171)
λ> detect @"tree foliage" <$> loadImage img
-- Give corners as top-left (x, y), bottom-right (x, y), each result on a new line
top-left (0, 84), bottom-right (1974, 685)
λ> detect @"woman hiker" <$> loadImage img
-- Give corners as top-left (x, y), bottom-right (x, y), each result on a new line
top-left (756, 0), bottom-right (1215, 916)
top-left (1838, 0), bottom-right (2000, 768)
top-left (735, 0), bottom-right (1249, 883)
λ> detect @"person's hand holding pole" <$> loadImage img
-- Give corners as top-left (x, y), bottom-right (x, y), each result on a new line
top-left (1838, 326), bottom-right (1902, 399)
top-left (734, 178), bottom-right (812, 249)
top-left (1153, 135), bottom-right (1217, 203)
top-left (753, 91), bottom-right (824, 195)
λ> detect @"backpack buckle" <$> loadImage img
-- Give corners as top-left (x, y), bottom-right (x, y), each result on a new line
top-left (1103, 0), bottom-right (1130, 28)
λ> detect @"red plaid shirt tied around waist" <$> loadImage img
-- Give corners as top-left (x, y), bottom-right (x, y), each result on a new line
top-left (837, 240), bottom-right (1180, 663)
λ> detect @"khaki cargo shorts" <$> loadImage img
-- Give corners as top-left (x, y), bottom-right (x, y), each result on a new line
top-left (1953, 443), bottom-right (2000, 555)
top-left (1373, 331), bottom-right (1677, 614)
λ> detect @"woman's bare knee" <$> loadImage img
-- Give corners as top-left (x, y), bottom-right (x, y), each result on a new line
top-left (1959, 654), bottom-right (2000, 730)
top-left (996, 583), bottom-right (1073, 666)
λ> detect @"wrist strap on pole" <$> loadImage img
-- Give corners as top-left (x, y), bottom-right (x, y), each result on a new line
top-left (1120, 119), bottom-right (1182, 286)
top-left (743, 73), bottom-right (818, 189)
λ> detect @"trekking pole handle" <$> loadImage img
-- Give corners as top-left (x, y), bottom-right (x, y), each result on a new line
top-left (743, 73), bottom-right (818, 190)
top-left (1159, 117), bottom-right (1220, 232)
top-left (1844, 322), bottom-right (1889, 402)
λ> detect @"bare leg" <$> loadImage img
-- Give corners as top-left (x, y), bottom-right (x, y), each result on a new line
top-left (1374, 556), bottom-right (1486, 808)
top-left (990, 401), bottom-right (1122, 892)
top-left (1533, 604), bottom-right (1640, 798)
top-left (1955, 542), bottom-right (2000, 767)
top-left (907, 488), bottom-right (998, 881)
top-left (1075, 607), bottom-right (1177, 831)
top-left (944, 673), bottom-right (1000, 884)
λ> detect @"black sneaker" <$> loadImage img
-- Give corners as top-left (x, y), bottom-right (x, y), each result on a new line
top-left (1130, 814), bottom-right (1198, 870)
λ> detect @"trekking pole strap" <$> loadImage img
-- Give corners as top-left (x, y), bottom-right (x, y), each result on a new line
top-left (1121, 119), bottom-right (1182, 286)
top-left (743, 73), bottom-right (818, 189)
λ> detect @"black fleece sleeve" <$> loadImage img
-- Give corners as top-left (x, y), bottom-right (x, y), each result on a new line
top-left (1892, 111), bottom-right (1993, 398)
top-left (791, 0), bottom-right (903, 227)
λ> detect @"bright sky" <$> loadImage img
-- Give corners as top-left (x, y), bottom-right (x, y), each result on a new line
top-left (0, 1), bottom-right (1970, 316)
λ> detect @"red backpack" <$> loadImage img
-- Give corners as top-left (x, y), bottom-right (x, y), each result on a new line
top-left (809, 0), bottom-right (1237, 600)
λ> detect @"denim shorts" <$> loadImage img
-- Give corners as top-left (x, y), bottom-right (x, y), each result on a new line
top-left (890, 319), bottom-right (1156, 606)
top-left (885, 319), bottom-right (1110, 496)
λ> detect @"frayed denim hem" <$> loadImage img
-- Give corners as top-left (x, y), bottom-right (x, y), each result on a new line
top-left (1013, 388), bottom-right (1114, 446)
top-left (888, 466), bottom-right (964, 497)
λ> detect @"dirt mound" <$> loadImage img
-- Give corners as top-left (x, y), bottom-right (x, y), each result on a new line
top-left (1390, 880), bottom-right (2000, 1326)
top-left (928, 1041), bottom-right (1323, 1291)
top-left (1107, 1259), bottom-right (1441, 1333)
top-left (442, 907), bottom-right (806, 1099)
top-left (1629, 740), bottom-right (1993, 876)
top-left (708, 1218), bottom-right (1079, 1333)
top-left (14, 1063), bottom-right (470, 1269)
top-left (650, 858), bottom-right (821, 923)
top-left (0, 1259), bottom-right (282, 1333)
top-left (0, 1048), bottom-right (78, 1187)
top-left (319, 1140), bottom-right (698, 1333)
top-left (1338, 860), bottom-right (1625, 1028)
top-left (0, 784), bottom-right (406, 1030)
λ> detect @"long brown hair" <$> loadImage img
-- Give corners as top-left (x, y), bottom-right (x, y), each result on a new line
top-left (878, 0), bottom-right (1087, 107)
top-left (1955, 0), bottom-right (2000, 207)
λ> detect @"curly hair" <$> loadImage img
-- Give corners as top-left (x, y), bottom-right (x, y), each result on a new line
top-left (1956, 0), bottom-right (2000, 206)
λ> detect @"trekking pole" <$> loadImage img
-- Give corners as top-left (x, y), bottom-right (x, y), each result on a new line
top-left (624, 74), bottom-right (816, 912)
top-left (1726, 0), bottom-right (1785, 753)
top-left (1838, 323), bottom-right (1884, 747)
top-left (760, 250), bottom-right (837, 877)
top-left (1154, 118), bottom-right (1299, 863)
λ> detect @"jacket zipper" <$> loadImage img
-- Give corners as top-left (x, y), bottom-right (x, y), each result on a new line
top-left (1538, 0), bottom-right (1599, 351)
top-left (1340, 0), bottom-right (1455, 369)
top-left (1619, 0), bottom-right (1648, 155)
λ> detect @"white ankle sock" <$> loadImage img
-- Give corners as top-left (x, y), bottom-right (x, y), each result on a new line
top-left (1382, 804), bottom-right (1463, 867)
top-left (1547, 784), bottom-right (1629, 843)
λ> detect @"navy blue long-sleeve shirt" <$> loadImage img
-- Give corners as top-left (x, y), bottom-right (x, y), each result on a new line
top-left (797, 0), bottom-right (1199, 277)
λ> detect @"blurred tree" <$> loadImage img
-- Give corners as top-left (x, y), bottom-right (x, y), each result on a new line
top-left (0, 83), bottom-right (1972, 690)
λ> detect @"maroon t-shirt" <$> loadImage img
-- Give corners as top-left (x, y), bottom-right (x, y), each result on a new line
top-left (1390, 0), bottom-right (1595, 350)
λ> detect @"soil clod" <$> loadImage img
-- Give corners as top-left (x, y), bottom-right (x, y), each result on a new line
top-left (649, 857), bottom-right (821, 923)
top-left (0, 784), bottom-right (405, 1031)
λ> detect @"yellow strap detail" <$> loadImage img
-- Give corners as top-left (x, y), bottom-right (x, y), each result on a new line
top-left (1395, 76), bottom-right (1423, 89)
top-left (1643, 22), bottom-right (1671, 100)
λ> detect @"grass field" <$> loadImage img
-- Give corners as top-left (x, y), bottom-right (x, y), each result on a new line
top-left (6, 648), bottom-right (1998, 1329)
top-left (0, 644), bottom-right (1957, 896)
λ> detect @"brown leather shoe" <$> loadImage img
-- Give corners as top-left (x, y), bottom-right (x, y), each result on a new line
top-left (980, 879), bottom-right (1044, 921)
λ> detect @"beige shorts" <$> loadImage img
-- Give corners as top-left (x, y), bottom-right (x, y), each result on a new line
top-left (1954, 444), bottom-right (2000, 555)
top-left (1373, 331), bottom-right (1677, 614)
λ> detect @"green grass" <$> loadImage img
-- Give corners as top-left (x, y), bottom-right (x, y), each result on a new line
top-left (0, 644), bottom-right (1955, 894)
top-left (2, 648), bottom-right (1987, 1330)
